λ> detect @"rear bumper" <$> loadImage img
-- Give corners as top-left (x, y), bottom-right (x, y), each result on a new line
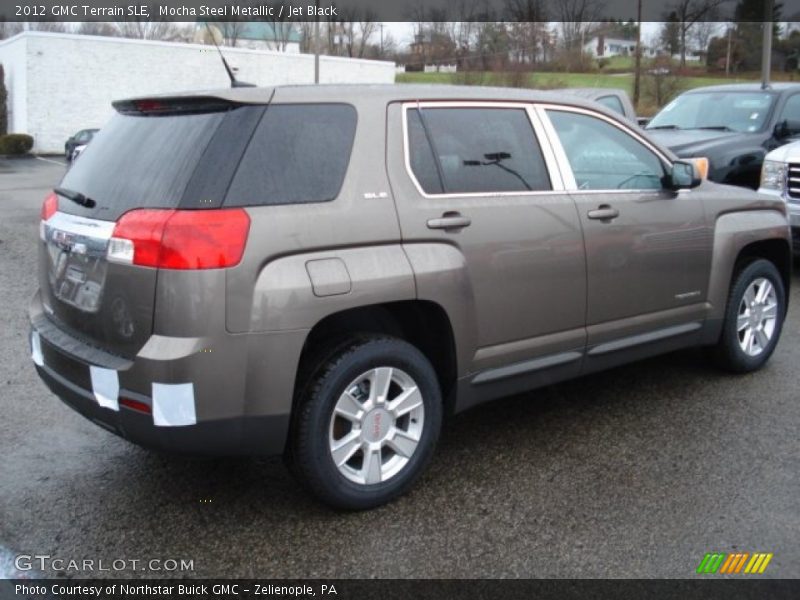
top-left (29, 291), bottom-right (300, 456)
top-left (34, 360), bottom-right (289, 456)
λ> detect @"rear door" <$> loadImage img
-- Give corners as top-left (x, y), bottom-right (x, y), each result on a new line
top-left (39, 103), bottom-right (255, 358)
top-left (387, 101), bottom-right (587, 378)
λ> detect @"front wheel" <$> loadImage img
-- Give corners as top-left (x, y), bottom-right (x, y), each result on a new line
top-left (290, 336), bottom-right (442, 510)
top-left (713, 258), bottom-right (786, 373)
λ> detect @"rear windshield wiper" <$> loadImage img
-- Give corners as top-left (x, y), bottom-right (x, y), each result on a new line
top-left (646, 124), bottom-right (681, 130)
top-left (54, 187), bottom-right (96, 209)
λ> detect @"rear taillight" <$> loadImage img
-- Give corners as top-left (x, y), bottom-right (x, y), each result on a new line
top-left (40, 193), bottom-right (58, 240)
top-left (108, 208), bottom-right (250, 270)
top-left (41, 192), bottom-right (58, 221)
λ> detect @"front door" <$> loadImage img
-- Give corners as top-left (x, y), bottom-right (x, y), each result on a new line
top-left (540, 106), bottom-right (712, 356)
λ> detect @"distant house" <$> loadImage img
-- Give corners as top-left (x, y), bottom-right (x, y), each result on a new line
top-left (195, 22), bottom-right (301, 53)
top-left (582, 29), bottom-right (656, 59)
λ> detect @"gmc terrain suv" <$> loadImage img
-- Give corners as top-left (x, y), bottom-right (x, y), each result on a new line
top-left (31, 85), bottom-right (791, 509)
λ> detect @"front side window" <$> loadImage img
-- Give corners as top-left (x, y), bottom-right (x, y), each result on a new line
top-left (548, 110), bottom-right (666, 191)
top-left (407, 106), bottom-right (551, 194)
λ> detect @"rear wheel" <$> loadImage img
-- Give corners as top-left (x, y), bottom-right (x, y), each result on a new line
top-left (290, 336), bottom-right (442, 510)
top-left (713, 258), bottom-right (785, 373)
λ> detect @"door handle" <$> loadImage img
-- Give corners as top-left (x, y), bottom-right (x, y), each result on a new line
top-left (427, 212), bottom-right (472, 231)
top-left (587, 205), bottom-right (619, 221)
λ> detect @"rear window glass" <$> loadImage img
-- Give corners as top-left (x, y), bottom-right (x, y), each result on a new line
top-left (60, 112), bottom-right (224, 218)
top-left (225, 104), bottom-right (357, 206)
top-left (408, 107), bottom-right (551, 194)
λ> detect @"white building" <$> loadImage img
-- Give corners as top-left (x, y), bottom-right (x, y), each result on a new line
top-left (0, 31), bottom-right (394, 153)
top-left (583, 34), bottom-right (656, 59)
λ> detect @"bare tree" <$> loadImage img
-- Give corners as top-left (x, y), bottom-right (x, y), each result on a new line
top-left (555, 0), bottom-right (605, 50)
top-left (668, 0), bottom-right (726, 67)
top-left (0, 20), bottom-right (23, 40)
top-left (505, 0), bottom-right (549, 65)
top-left (298, 21), bottom-right (315, 54)
top-left (26, 21), bottom-right (68, 33)
top-left (256, 2), bottom-right (297, 52)
top-left (374, 29), bottom-right (397, 59)
top-left (217, 20), bottom-right (247, 47)
top-left (445, 0), bottom-right (480, 58)
top-left (340, 9), bottom-right (377, 58)
top-left (325, 18), bottom-right (344, 56)
top-left (76, 22), bottom-right (119, 37)
top-left (691, 17), bottom-right (722, 58)
top-left (116, 18), bottom-right (185, 41)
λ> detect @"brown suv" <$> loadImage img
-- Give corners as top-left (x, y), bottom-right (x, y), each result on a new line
top-left (30, 85), bottom-right (790, 509)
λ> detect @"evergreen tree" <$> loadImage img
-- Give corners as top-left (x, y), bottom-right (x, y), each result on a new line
top-left (660, 13), bottom-right (681, 56)
top-left (734, 0), bottom-right (782, 70)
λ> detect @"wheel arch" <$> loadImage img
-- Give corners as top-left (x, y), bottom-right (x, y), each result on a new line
top-left (705, 210), bottom-right (791, 343)
top-left (292, 300), bottom-right (460, 417)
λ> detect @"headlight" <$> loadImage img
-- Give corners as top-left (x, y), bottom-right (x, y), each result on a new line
top-left (760, 160), bottom-right (787, 194)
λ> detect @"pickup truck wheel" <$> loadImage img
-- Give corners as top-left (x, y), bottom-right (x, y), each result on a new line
top-left (290, 336), bottom-right (442, 510)
top-left (714, 258), bottom-right (785, 373)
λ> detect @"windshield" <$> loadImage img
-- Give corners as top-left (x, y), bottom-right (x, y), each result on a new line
top-left (647, 91), bottom-right (776, 133)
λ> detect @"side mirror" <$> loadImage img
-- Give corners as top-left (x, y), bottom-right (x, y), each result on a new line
top-left (668, 160), bottom-right (702, 190)
top-left (774, 119), bottom-right (800, 139)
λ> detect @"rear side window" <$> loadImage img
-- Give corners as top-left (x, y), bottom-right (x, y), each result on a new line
top-left (407, 106), bottom-right (551, 195)
top-left (225, 104), bottom-right (357, 206)
top-left (60, 112), bottom-right (224, 218)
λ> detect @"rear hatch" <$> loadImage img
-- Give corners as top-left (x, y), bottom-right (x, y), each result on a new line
top-left (38, 97), bottom-right (264, 358)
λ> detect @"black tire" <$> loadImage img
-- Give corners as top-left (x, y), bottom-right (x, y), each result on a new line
top-left (713, 258), bottom-right (786, 373)
top-left (290, 336), bottom-right (442, 510)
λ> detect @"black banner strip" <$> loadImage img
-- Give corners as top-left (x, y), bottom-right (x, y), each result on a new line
top-left (2, 579), bottom-right (800, 600)
top-left (1, 0), bottom-right (798, 23)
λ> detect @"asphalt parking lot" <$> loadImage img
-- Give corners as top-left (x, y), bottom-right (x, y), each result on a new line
top-left (0, 157), bottom-right (798, 579)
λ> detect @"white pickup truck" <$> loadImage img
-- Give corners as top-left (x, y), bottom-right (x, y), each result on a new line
top-left (759, 141), bottom-right (800, 253)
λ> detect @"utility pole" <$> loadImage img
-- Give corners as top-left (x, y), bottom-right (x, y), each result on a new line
top-left (725, 26), bottom-right (732, 76)
top-left (314, 0), bottom-right (320, 84)
top-left (633, 0), bottom-right (642, 109)
top-left (761, 0), bottom-right (774, 89)
top-left (379, 23), bottom-right (384, 57)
